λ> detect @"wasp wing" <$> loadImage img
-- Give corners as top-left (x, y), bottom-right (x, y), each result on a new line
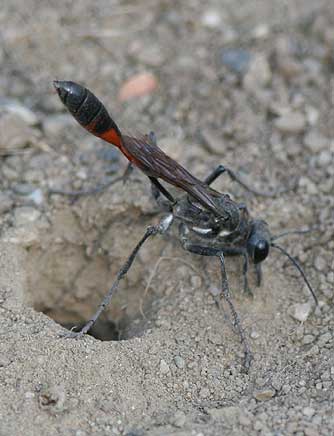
top-left (121, 135), bottom-right (222, 214)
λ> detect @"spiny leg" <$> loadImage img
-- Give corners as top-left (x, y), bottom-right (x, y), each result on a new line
top-left (179, 237), bottom-right (253, 370)
top-left (204, 164), bottom-right (296, 198)
top-left (218, 253), bottom-right (253, 372)
top-left (255, 263), bottom-right (262, 287)
top-left (61, 214), bottom-right (174, 339)
top-left (49, 162), bottom-right (134, 198)
top-left (242, 251), bottom-right (251, 295)
top-left (149, 177), bottom-right (176, 204)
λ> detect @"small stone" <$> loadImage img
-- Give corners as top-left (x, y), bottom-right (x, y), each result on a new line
top-left (220, 49), bottom-right (252, 75)
top-left (0, 98), bottom-right (38, 125)
top-left (250, 330), bottom-right (260, 339)
top-left (190, 275), bottom-right (202, 288)
top-left (43, 114), bottom-right (74, 138)
top-left (318, 332), bottom-right (332, 347)
top-left (299, 177), bottom-right (318, 195)
top-left (317, 151), bottom-right (332, 167)
top-left (171, 410), bottom-right (186, 428)
top-left (28, 189), bottom-right (44, 206)
top-left (132, 45), bottom-right (165, 67)
top-left (159, 359), bottom-right (170, 374)
top-left (303, 335), bottom-right (315, 345)
top-left (275, 112), bottom-right (306, 134)
top-left (305, 107), bottom-right (320, 126)
top-left (174, 355), bottom-right (185, 369)
top-left (201, 129), bottom-right (224, 155)
top-left (254, 389), bottom-right (275, 401)
top-left (207, 331), bottom-right (223, 345)
top-left (239, 411), bottom-right (252, 426)
top-left (0, 193), bottom-right (14, 214)
top-left (290, 302), bottom-right (313, 322)
top-left (304, 131), bottom-right (328, 152)
top-left (252, 24), bottom-right (270, 39)
top-left (0, 112), bottom-right (40, 150)
top-left (118, 73), bottom-right (158, 102)
top-left (243, 54), bottom-right (272, 90)
top-left (199, 387), bottom-right (210, 398)
top-left (314, 256), bottom-right (327, 272)
top-left (201, 10), bottom-right (222, 29)
top-left (13, 207), bottom-right (41, 226)
top-left (208, 406), bottom-right (240, 425)
top-left (13, 183), bottom-right (35, 195)
top-left (277, 56), bottom-right (302, 80)
top-left (307, 345), bottom-right (319, 356)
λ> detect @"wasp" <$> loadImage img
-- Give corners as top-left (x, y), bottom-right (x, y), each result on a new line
top-left (54, 81), bottom-right (317, 370)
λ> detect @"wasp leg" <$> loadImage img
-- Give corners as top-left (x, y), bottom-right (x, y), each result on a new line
top-left (49, 162), bottom-right (133, 198)
top-left (218, 253), bottom-right (252, 372)
top-left (178, 231), bottom-right (252, 371)
top-left (255, 263), bottom-right (262, 287)
top-left (242, 252), bottom-right (252, 295)
top-left (60, 214), bottom-right (174, 339)
top-left (149, 177), bottom-right (176, 205)
top-left (204, 164), bottom-right (296, 198)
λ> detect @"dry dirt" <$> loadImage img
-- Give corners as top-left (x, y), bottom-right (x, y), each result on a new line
top-left (0, 1), bottom-right (333, 435)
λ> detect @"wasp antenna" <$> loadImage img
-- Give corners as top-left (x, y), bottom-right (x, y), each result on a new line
top-left (271, 243), bottom-right (318, 306)
top-left (271, 226), bottom-right (319, 242)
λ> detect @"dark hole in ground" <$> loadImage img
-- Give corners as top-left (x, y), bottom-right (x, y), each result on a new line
top-left (62, 319), bottom-right (121, 341)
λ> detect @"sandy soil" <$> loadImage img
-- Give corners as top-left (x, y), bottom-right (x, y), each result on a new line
top-left (0, 1), bottom-right (333, 435)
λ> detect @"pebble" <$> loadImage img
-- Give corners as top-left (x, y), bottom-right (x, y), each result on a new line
top-left (303, 335), bottom-right (315, 345)
top-left (13, 207), bottom-right (41, 226)
top-left (302, 407), bottom-right (315, 418)
top-left (208, 406), bottom-right (240, 425)
top-left (190, 275), bottom-right (202, 288)
top-left (159, 359), bottom-right (170, 375)
top-left (275, 112), bottom-right (306, 134)
top-left (317, 150), bottom-right (332, 167)
top-left (298, 176), bottom-right (318, 195)
top-left (277, 56), bottom-right (302, 80)
top-left (118, 73), bottom-right (158, 102)
top-left (170, 410), bottom-right (186, 428)
top-left (0, 193), bottom-right (14, 214)
top-left (132, 45), bottom-right (165, 68)
top-left (291, 302), bottom-right (313, 322)
top-left (174, 355), bottom-right (185, 369)
top-left (304, 131), bottom-right (328, 152)
top-left (314, 256), bottom-right (327, 272)
top-left (250, 330), bottom-right (260, 339)
top-left (201, 10), bottom-right (222, 29)
top-left (200, 128), bottom-right (224, 155)
top-left (317, 332), bottom-right (332, 347)
top-left (43, 114), bottom-right (74, 138)
top-left (305, 107), bottom-right (320, 126)
top-left (252, 24), bottom-right (270, 39)
top-left (13, 183), bottom-right (35, 195)
top-left (243, 54), bottom-right (272, 90)
top-left (0, 98), bottom-right (38, 126)
top-left (0, 112), bottom-right (40, 150)
top-left (220, 48), bottom-right (251, 75)
top-left (28, 189), bottom-right (44, 206)
top-left (254, 389), bottom-right (275, 401)
top-left (199, 387), bottom-right (210, 398)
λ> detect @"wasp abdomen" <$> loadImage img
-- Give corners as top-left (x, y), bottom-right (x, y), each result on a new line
top-left (53, 80), bottom-right (121, 137)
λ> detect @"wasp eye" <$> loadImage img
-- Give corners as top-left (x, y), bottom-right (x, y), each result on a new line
top-left (254, 240), bottom-right (269, 263)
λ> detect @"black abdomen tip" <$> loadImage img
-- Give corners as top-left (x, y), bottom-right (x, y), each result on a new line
top-left (53, 80), bottom-right (87, 114)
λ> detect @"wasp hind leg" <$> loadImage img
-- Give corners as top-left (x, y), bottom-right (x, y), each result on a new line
top-left (204, 164), bottom-right (296, 198)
